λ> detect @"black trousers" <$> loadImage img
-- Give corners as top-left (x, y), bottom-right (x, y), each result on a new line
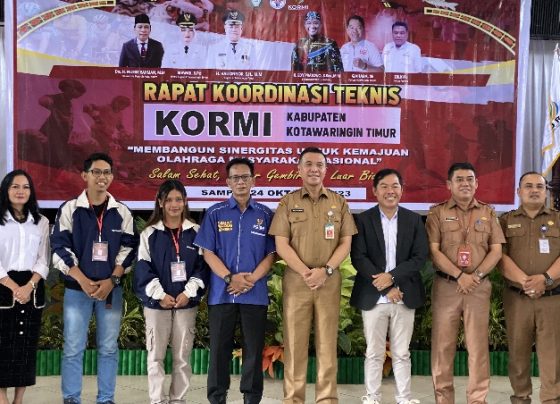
top-left (207, 303), bottom-right (267, 404)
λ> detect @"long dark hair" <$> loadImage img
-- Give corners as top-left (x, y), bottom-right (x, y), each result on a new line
top-left (0, 170), bottom-right (41, 225)
top-left (146, 180), bottom-right (191, 227)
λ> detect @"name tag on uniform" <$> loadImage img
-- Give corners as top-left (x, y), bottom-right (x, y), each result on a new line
top-left (324, 222), bottom-right (334, 239)
top-left (508, 223), bottom-right (521, 229)
top-left (539, 239), bottom-right (550, 254)
top-left (291, 208), bottom-right (304, 213)
top-left (92, 241), bottom-right (108, 262)
top-left (171, 261), bottom-right (187, 282)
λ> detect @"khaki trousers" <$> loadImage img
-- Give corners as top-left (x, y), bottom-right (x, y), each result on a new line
top-left (504, 289), bottom-right (560, 404)
top-left (431, 276), bottom-right (491, 404)
top-left (144, 306), bottom-right (197, 404)
top-left (282, 268), bottom-right (341, 404)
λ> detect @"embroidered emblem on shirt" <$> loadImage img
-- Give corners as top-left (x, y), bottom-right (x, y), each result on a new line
top-left (253, 218), bottom-right (266, 231)
top-left (218, 220), bottom-right (233, 232)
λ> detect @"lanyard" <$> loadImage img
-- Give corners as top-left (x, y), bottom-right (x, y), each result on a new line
top-left (89, 198), bottom-right (106, 242)
top-left (170, 228), bottom-right (181, 262)
top-left (458, 208), bottom-right (477, 245)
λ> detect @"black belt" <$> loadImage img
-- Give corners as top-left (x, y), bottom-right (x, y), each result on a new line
top-left (436, 271), bottom-right (458, 282)
top-left (508, 285), bottom-right (560, 297)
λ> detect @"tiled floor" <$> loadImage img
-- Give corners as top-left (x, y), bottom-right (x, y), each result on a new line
top-left (15, 375), bottom-right (542, 403)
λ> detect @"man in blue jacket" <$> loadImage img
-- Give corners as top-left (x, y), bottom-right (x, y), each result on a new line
top-left (51, 152), bottom-right (138, 404)
top-left (195, 158), bottom-right (276, 404)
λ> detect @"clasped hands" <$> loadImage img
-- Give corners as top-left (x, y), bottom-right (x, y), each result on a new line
top-left (371, 273), bottom-right (403, 303)
top-left (159, 293), bottom-right (190, 309)
top-left (13, 283), bottom-right (33, 305)
top-left (520, 274), bottom-right (546, 299)
top-left (227, 273), bottom-right (256, 297)
top-left (79, 277), bottom-right (114, 301)
top-left (302, 267), bottom-right (328, 291)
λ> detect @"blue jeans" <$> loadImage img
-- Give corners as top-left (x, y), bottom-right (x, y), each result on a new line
top-left (61, 287), bottom-right (123, 404)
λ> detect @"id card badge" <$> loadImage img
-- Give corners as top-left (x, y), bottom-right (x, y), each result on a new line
top-left (325, 222), bottom-right (335, 240)
top-left (92, 241), bottom-right (109, 262)
top-left (457, 246), bottom-right (472, 268)
top-left (539, 238), bottom-right (550, 254)
top-left (171, 261), bottom-right (187, 282)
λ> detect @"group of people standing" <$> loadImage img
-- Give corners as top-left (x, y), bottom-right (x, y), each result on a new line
top-left (119, 10), bottom-right (423, 73)
top-left (0, 149), bottom-right (558, 404)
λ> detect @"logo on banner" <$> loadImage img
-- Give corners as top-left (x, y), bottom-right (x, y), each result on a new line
top-left (549, 101), bottom-right (560, 130)
top-left (270, 0), bottom-right (286, 9)
top-left (288, 0), bottom-right (308, 10)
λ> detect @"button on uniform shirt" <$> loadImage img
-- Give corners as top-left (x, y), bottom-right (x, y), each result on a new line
top-left (425, 198), bottom-right (505, 273)
top-left (500, 206), bottom-right (560, 289)
top-left (382, 41), bottom-right (423, 73)
top-left (378, 209), bottom-right (398, 304)
top-left (268, 187), bottom-right (357, 268)
top-left (194, 197), bottom-right (275, 305)
top-left (340, 39), bottom-right (383, 72)
top-left (0, 212), bottom-right (50, 279)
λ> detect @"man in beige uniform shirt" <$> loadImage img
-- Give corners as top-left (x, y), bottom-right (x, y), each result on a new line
top-left (499, 171), bottom-right (560, 404)
top-left (269, 146), bottom-right (357, 404)
top-left (425, 162), bottom-right (504, 404)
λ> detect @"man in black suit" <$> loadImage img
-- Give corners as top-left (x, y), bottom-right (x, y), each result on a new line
top-left (350, 168), bottom-right (428, 404)
top-left (119, 14), bottom-right (164, 68)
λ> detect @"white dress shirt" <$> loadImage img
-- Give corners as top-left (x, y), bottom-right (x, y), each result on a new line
top-left (382, 41), bottom-right (423, 73)
top-left (0, 212), bottom-right (50, 279)
top-left (377, 208), bottom-right (398, 304)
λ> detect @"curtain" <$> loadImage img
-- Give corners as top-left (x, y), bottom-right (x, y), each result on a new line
top-left (523, 39), bottom-right (558, 175)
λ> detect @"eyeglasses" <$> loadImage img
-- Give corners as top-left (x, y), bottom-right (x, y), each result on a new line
top-left (228, 175), bottom-right (253, 183)
top-left (89, 169), bottom-right (113, 178)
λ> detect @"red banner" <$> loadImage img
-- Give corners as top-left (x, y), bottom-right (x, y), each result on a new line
top-left (8, 0), bottom-right (528, 210)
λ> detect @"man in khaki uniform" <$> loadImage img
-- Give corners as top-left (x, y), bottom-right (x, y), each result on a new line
top-left (425, 162), bottom-right (504, 404)
top-left (269, 147), bottom-right (357, 404)
top-left (499, 171), bottom-right (560, 404)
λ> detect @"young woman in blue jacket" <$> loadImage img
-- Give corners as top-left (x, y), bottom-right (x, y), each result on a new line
top-left (134, 180), bottom-right (209, 404)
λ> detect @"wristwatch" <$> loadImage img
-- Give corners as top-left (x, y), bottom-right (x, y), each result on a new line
top-left (223, 274), bottom-right (232, 284)
top-left (543, 272), bottom-right (554, 287)
top-left (110, 275), bottom-right (121, 287)
top-left (29, 280), bottom-right (37, 290)
top-left (474, 269), bottom-right (486, 279)
top-left (324, 265), bottom-right (334, 276)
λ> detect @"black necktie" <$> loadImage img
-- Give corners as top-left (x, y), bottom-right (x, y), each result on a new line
top-left (231, 43), bottom-right (237, 54)
top-left (184, 46), bottom-right (189, 55)
top-left (140, 42), bottom-right (146, 59)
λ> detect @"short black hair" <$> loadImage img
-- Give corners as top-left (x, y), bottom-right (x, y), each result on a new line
top-left (518, 171), bottom-right (547, 187)
top-left (447, 162), bottom-right (476, 180)
top-left (373, 168), bottom-right (403, 188)
top-left (392, 21), bottom-right (408, 31)
top-left (347, 15), bottom-right (364, 28)
top-left (84, 152), bottom-right (113, 172)
top-left (298, 146), bottom-right (326, 163)
top-left (226, 157), bottom-right (255, 176)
